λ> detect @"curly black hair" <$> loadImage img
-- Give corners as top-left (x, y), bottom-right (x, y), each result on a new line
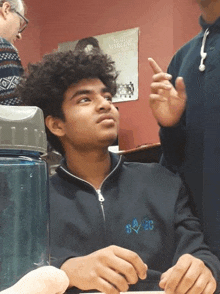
top-left (18, 50), bottom-right (118, 155)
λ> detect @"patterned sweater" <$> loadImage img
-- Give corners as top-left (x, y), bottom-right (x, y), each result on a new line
top-left (0, 37), bottom-right (23, 105)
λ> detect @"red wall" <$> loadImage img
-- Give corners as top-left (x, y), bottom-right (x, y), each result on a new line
top-left (16, 0), bottom-right (41, 67)
top-left (16, 0), bottom-right (201, 150)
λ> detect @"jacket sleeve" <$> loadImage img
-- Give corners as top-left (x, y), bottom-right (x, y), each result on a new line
top-left (173, 184), bottom-right (220, 294)
top-left (0, 38), bottom-right (23, 105)
top-left (159, 53), bottom-right (186, 174)
top-left (50, 255), bottom-right (75, 269)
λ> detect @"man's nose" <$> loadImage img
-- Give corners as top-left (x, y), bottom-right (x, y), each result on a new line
top-left (16, 33), bottom-right (22, 40)
top-left (96, 96), bottom-right (111, 111)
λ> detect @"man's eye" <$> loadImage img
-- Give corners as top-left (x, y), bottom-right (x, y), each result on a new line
top-left (105, 96), bottom-right (112, 102)
top-left (78, 97), bottom-right (90, 103)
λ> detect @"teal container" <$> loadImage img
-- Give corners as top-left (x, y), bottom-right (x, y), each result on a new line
top-left (0, 106), bottom-right (49, 290)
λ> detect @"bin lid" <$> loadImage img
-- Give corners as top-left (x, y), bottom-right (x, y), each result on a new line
top-left (0, 106), bottom-right (47, 154)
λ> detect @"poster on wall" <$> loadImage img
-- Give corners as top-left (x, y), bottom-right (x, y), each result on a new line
top-left (58, 28), bottom-right (139, 103)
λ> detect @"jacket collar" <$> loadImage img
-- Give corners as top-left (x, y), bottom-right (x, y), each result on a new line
top-left (56, 152), bottom-right (123, 185)
top-left (199, 15), bottom-right (220, 31)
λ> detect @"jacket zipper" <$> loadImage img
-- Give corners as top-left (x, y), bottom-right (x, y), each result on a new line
top-left (96, 189), bottom-right (105, 221)
top-left (59, 155), bottom-right (122, 222)
top-left (95, 156), bottom-right (122, 221)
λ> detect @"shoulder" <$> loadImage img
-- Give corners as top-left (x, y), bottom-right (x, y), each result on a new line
top-left (122, 161), bottom-right (182, 187)
top-left (119, 161), bottom-right (185, 206)
top-left (123, 160), bottom-right (176, 174)
top-left (50, 172), bottom-right (62, 186)
top-left (168, 32), bottom-right (202, 74)
top-left (176, 32), bottom-right (202, 54)
top-left (49, 173), bottom-right (69, 204)
top-left (0, 36), bottom-right (21, 61)
top-left (0, 37), bottom-right (18, 52)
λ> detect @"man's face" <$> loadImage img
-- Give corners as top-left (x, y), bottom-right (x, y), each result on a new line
top-left (58, 78), bottom-right (119, 152)
top-left (5, 11), bottom-right (21, 44)
top-left (196, 0), bottom-right (213, 7)
top-left (2, 1), bottom-right (25, 44)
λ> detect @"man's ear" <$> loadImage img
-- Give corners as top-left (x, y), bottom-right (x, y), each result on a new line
top-left (45, 115), bottom-right (66, 137)
top-left (1, 2), bottom-right (12, 19)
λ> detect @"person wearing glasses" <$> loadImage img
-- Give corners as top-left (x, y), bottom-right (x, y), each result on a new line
top-left (0, 0), bottom-right (28, 105)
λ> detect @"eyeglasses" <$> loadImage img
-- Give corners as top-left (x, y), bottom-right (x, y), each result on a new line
top-left (13, 10), bottom-right (29, 33)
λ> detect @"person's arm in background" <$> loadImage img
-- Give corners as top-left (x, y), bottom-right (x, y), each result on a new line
top-left (1, 266), bottom-right (69, 294)
top-left (0, 37), bottom-right (24, 106)
top-left (148, 57), bottom-right (187, 173)
top-left (160, 184), bottom-right (220, 294)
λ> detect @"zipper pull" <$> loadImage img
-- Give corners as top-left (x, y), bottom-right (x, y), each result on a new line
top-left (96, 189), bottom-right (105, 202)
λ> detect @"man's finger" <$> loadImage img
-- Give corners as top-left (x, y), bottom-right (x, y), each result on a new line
top-left (175, 77), bottom-right (187, 102)
top-left (96, 277), bottom-right (120, 294)
top-left (159, 266), bottom-right (174, 289)
top-left (152, 72), bottom-right (172, 82)
top-left (202, 281), bottom-right (217, 294)
top-left (164, 256), bottom-right (191, 293)
top-left (151, 82), bottom-right (171, 93)
top-left (149, 94), bottom-right (168, 103)
top-left (148, 57), bottom-right (164, 74)
top-left (112, 246), bottom-right (147, 280)
top-left (100, 268), bottom-right (129, 292)
top-left (173, 259), bottom-right (203, 294)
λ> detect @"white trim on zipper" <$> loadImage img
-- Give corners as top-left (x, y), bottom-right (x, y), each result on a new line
top-left (98, 155), bottom-right (122, 190)
top-left (59, 155), bottom-right (122, 190)
top-left (59, 155), bottom-right (123, 220)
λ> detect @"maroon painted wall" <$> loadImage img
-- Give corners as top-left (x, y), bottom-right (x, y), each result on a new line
top-left (16, 0), bottom-right (201, 150)
top-left (16, 0), bottom-right (41, 67)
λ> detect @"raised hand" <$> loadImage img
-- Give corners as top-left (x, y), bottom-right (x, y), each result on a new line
top-left (159, 254), bottom-right (217, 294)
top-left (148, 58), bottom-right (187, 127)
top-left (61, 245), bottom-right (148, 294)
top-left (1, 266), bottom-right (69, 294)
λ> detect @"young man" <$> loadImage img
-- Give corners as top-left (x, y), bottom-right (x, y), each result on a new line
top-left (149, 0), bottom-right (220, 261)
top-left (19, 50), bottom-right (220, 294)
top-left (0, 0), bottom-right (28, 105)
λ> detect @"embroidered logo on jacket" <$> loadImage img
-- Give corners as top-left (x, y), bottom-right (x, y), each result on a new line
top-left (125, 217), bottom-right (154, 234)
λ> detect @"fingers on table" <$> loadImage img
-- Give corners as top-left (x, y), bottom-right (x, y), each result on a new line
top-left (163, 255), bottom-right (216, 294)
top-left (112, 245), bottom-right (147, 280)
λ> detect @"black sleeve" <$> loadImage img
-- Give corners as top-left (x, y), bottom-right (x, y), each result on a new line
top-left (159, 117), bottom-right (186, 173)
top-left (173, 184), bottom-right (220, 294)
top-left (50, 255), bottom-right (75, 269)
top-left (159, 53), bottom-right (186, 174)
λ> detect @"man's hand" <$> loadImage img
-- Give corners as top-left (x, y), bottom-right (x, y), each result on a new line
top-left (61, 245), bottom-right (147, 294)
top-left (159, 254), bottom-right (217, 294)
top-left (148, 57), bottom-right (187, 127)
top-left (1, 266), bottom-right (69, 294)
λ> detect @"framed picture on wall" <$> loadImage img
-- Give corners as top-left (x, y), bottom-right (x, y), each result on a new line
top-left (58, 28), bottom-right (139, 103)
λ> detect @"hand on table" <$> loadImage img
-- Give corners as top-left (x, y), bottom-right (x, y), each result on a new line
top-left (1, 266), bottom-right (69, 294)
top-left (148, 57), bottom-right (186, 127)
top-left (159, 254), bottom-right (216, 294)
top-left (61, 245), bottom-right (147, 294)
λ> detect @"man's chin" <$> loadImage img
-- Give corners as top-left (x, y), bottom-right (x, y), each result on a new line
top-left (98, 136), bottom-right (118, 149)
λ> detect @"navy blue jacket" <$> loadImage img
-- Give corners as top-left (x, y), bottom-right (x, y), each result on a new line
top-left (160, 16), bottom-right (220, 259)
top-left (50, 154), bottom-right (220, 293)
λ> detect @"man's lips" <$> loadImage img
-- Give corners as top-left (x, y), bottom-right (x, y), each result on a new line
top-left (97, 114), bottom-right (115, 123)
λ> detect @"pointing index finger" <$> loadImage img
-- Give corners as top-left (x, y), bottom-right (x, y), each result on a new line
top-left (148, 58), bottom-right (164, 74)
